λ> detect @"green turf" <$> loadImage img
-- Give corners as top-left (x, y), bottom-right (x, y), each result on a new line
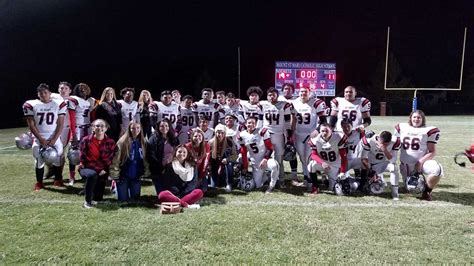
top-left (0, 116), bottom-right (473, 263)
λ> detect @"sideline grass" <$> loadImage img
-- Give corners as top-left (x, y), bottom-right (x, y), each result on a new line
top-left (0, 116), bottom-right (473, 263)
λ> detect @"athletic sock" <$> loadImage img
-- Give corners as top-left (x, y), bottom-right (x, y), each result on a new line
top-left (35, 168), bottom-right (44, 183)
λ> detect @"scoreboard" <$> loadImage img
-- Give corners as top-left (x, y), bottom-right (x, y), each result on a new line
top-left (275, 61), bottom-right (336, 97)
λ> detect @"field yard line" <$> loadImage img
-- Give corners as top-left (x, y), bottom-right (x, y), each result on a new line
top-left (0, 145), bottom-right (16, 150)
top-left (0, 197), bottom-right (470, 209)
top-left (228, 200), bottom-right (470, 208)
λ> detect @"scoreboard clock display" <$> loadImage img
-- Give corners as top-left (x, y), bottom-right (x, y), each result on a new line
top-left (275, 61), bottom-right (336, 97)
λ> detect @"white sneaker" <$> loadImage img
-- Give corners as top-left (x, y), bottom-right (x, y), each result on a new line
top-left (68, 179), bottom-right (75, 186)
top-left (392, 188), bottom-right (399, 201)
top-left (265, 185), bottom-right (274, 194)
top-left (187, 204), bottom-right (200, 209)
top-left (225, 184), bottom-right (232, 192)
top-left (83, 201), bottom-right (93, 209)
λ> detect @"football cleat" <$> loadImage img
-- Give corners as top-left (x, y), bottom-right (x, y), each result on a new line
top-left (15, 132), bottom-right (33, 150)
top-left (34, 182), bottom-right (44, 191)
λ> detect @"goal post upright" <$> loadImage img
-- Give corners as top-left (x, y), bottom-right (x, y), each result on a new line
top-left (383, 26), bottom-right (468, 112)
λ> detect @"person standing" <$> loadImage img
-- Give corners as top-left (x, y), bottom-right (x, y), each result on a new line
top-left (23, 83), bottom-right (67, 191)
top-left (95, 87), bottom-right (122, 142)
top-left (330, 86), bottom-right (371, 132)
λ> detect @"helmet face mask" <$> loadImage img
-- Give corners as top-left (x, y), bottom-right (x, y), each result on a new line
top-left (406, 173), bottom-right (426, 194)
top-left (238, 172), bottom-right (255, 192)
top-left (366, 171), bottom-right (385, 195)
top-left (15, 132), bottom-right (33, 150)
top-left (283, 144), bottom-right (296, 161)
top-left (40, 146), bottom-right (59, 166)
top-left (335, 176), bottom-right (359, 196)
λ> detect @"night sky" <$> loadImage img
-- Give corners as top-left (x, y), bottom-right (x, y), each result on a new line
top-left (1, 0), bottom-right (473, 128)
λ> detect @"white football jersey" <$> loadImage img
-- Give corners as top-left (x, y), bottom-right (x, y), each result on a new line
top-left (362, 135), bottom-right (400, 164)
top-left (293, 98), bottom-right (327, 134)
top-left (70, 96), bottom-right (91, 127)
top-left (180, 106), bottom-right (196, 133)
top-left (155, 101), bottom-right (180, 129)
top-left (238, 128), bottom-right (271, 160)
top-left (394, 123), bottom-right (440, 164)
top-left (202, 128), bottom-right (214, 142)
top-left (238, 100), bottom-right (263, 122)
top-left (23, 99), bottom-right (67, 138)
top-left (118, 100), bottom-right (139, 132)
top-left (193, 101), bottom-right (221, 129)
top-left (309, 132), bottom-right (347, 169)
top-left (344, 129), bottom-right (365, 160)
top-left (51, 93), bottom-right (75, 128)
top-left (331, 97), bottom-right (371, 131)
top-left (261, 100), bottom-right (292, 134)
top-left (225, 124), bottom-right (240, 149)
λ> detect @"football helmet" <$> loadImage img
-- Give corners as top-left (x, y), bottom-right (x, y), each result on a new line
top-left (367, 170), bottom-right (385, 195)
top-left (238, 172), bottom-right (255, 192)
top-left (364, 129), bottom-right (376, 139)
top-left (39, 146), bottom-right (59, 165)
top-left (15, 132), bottom-right (33, 150)
top-left (406, 172), bottom-right (426, 194)
top-left (334, 175), bottom-right (359, 196)
top-left (67, 146), bottom-right (81, 165)
top-left (283, 144), bottom-right (296, 161)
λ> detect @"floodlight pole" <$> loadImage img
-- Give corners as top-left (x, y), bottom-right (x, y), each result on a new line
top-left (384, 27), bottom-right (390, 91)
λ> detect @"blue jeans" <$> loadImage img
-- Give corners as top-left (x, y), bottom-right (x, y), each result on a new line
top-left (116, 178), bottom-right (141, 201)
top-left (79, 168), bottom-right (106, 203)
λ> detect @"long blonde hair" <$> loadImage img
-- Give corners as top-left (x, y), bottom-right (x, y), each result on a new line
top-left (99, 87), bottom-right (117, 104)
top-left (116, 122), bottom-right (146, 165)
top-left (210, 125), bottom-right (227, 159)
top-left (138, 90), bottom-right (153, 109)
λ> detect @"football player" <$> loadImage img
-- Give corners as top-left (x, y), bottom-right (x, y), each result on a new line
top-left (238, 86), bottom-right (264, 129)
top-left (193, 88), bottom-right (221, 129)
top-left (261, 87), bottom-right (294, 186)
top-left (171, 89), bottom-right (181, 105)
top-left (23, 83), bottom-right (67, 191)
top-left (117, 87), bottom-right (139, 136)
top-left (156, 90), bottom-right (181, 131)
top-left (292, 87), bottom-right (327, 183)
top-left (340, 118), bottom-right (368, 188)
top-left (361, 131), bottom-right (401, 200)
top-left (307, 123), bottom-right (348, 194)
top-left (394, 110), bottom-right (442, 201)
top-left (330, 86), bottom-right (371, 132)
top-left (238, 117), bottom-right (280, 193)
top-left (197, 115), bottom-right (214, 142)
top-left (178, 95), bottom-right (196, 144)
top-left (221, 92), bottom-right (241, 124)
top-left (276, 83), bottom-right (300, 183)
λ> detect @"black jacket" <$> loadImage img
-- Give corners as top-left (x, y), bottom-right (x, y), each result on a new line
top-left (146, 133), bottom-right (178, 176)
top-left (162, 163), bottom-right (198, 198)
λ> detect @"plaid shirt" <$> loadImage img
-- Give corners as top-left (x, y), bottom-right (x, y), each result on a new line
top-left (80, 134), bottom-right (116, 174)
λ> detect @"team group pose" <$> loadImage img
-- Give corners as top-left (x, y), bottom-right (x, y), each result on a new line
top-left (20, 82), bottom-right (443, 208)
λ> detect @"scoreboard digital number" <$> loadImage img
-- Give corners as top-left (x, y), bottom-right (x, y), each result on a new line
top-left (275, 61), bottom-right (336, 97)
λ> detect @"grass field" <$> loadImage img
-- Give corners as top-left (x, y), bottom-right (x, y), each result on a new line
top-left (0, 116), bottom-right (473, 264)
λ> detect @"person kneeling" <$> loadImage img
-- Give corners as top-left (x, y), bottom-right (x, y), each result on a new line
top-left (158, 145), bottom-right (203, 209)
top-left (111, 122), bottom-right (150, 203)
